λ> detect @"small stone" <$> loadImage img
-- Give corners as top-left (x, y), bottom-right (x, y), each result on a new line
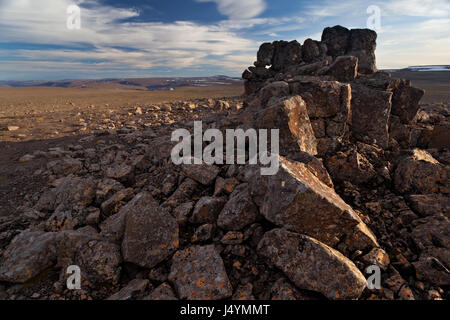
top-left (190, 196), bottom-right (227, 225)
top-left (107, 279), bottom-right (149, 300)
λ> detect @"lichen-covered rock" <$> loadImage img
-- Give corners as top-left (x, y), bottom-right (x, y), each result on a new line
top-left (147, 283), bottom-right (178, 300)
top-left (190, 196), bottom-right (227, 225)
top-left (394, 150), bottom-right (448, 194)
top-left (407, 194), bottom-right (449, 218)
top-left (392, 82), bottom-right (424, 123)
top-left (250, 156), bottom-right (378, 250)
top-left (217, 184), bottom-right (259, 231)
top-left (347, 29), bottom-right (377, 74)
top-left (258, 229), bottom-right (367, 300)
top-left (321, 25), bottom-right (351, 57)
top-left (254, 95), bottom-right (318, 156)
top-left (107, 279), bottom-right (149, 300)
top-left (325, 149), bottom-right (376, 185)
top-left (56, 228), bottom-right (122, 286)
top-left (182, 163), bottom-right (220, 186)
top-left (351, 84), bottom-right (392, 148)
top-left (169, 245), bottom-right (232, 300)
top-left (325, 56), bottom-right (358, 82)
top-left (122, 192), bottom-right (179, 268)
top-left (0, 230), bottom-right (57, 283)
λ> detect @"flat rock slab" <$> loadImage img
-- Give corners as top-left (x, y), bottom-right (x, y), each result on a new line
top-left (250, 156), bottom-right (377, 250)
top-left (258, 228), bottom-right (367, 300)
top-left (169, 245), bottom-right (232, 300)
top-left (122, 192), bottom-right (179, 268)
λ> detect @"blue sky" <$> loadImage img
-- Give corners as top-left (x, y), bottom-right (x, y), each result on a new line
top-left (0, 0), bottom-right (449, 80)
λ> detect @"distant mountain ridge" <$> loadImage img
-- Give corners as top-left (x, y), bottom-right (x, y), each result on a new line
top-left (386, 65), bottom-right (450, 72)
top-left (0, 75), bottom-right (243, 89)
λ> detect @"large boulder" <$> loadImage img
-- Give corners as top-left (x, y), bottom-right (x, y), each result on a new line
top-left (258, 229), bottom-right (367, 300)
top-left (249, 156), bottom-right (378, 250)
top-left (122, 192), bottom-right (179, 268)
top-left (0, 231), bottom-right (57, 283)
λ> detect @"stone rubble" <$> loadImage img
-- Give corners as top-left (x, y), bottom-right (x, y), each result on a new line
top-left (0, 25), bottom-right (448, 301)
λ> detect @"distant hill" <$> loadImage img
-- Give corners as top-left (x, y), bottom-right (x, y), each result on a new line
top-left (0, 75), bottom-right (243, 89)
top-left (385, 65), bottom-right (450, 73)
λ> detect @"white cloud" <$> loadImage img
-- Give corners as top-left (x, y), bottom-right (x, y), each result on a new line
top-left (195, 0), bottom-right (267, 19)
top-left (383, 0), bottom-right (450, 17)
top-left (0, 0), bottom-right (263, 78)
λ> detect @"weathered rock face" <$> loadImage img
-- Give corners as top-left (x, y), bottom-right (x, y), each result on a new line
top-left (258, 229), bottom-right (367, 300)
top-left (122, 192), bottom-right (179, 268)
top-left (0, 231), bottom-right (57, 283)
top-left (190, 196), bottom-right (227, 225)
top-left (254, 95), bottom-right (318, 156)
top-left (55, 228), bottom-right (122, 286)
top-left (250, 156), bottom-right (378, 250)
top-left (217, 184), bottom-right (259, 231)
top-left (168, 245), bottom-right (232, 300)
top-left (351, 84), bottom-right (392, 149)
top-left (394, 150), bottom-right (448, 194)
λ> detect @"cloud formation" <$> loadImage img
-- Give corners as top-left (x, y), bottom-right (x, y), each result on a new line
top-left (195, 0), bottom-right (267, 19)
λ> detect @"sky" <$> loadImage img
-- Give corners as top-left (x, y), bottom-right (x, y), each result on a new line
top-left (0, 0), bottom-right (449, 81)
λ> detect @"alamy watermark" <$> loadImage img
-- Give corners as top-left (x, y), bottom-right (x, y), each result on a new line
top-left (367, 5), bottom-right (381, 31)
top-left (171, 121), bottom-right (280, 176)
top-left (67, 4), bottom-right (81, 30)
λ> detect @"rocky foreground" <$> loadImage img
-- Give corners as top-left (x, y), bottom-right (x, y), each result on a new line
top-left (0, 26), bottom-right (449, 300)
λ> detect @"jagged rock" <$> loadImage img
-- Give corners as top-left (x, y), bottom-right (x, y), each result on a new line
top-left (122, 192), bottom-right (179, 268)
top-left (172, 201), bottom-right (194, 226)
top-left (106, 162), bottom-right (134, 185)
top-left (258, 229), bottom-right (367, 300)
top-left (351, 84), bottom-right (392, 148)
top-left (406, 194), bottom-right (449, 218)
top-left (302, 39), bottom-right (321, 63)
top-left (169, 245), bottom-right (232, 300)
top-left (271, 40), bottom-right (302, 71)
top-left (190, 196), bottom-right (227, 225)
top-left (255, 42), bottom-right (274, 67)
top-left (147, 283), bottom-right (178, 300)
top-left (325, 56), bottom-right (358, 82)
top-left (347, 29), bottom-right (377, 74)
top-left (429, 123), bottom-right (450, 149)
top-left (394, 150), bottom-right (448, 194)
top-left (217, 184), bottom-right (259, 231)
top-left (100, 188), bottom-right (134, 216)
top-left (214, 177), bottom-right (240, 196)
top-left (100, 191), bottom-right (157, 244)
top-left (250, 156), bottom-right (378, 250)
top-left (270, 278), bottom-right (300, 300)
top-left (259, 81), bottom-right (290, 105)
top-left (163, 178), bottom-right (198, 209)
top-left (232, 283), bottom-right (255, 300)
top-left (95, 178), bottom-right (124, 205)
top-left (192, 224), bottom-right (215, 243)
top-left (182, 163), bottom-right (220, 186)
top-left (56, 228), bottom-right (122, 286)
top-left (47, 157), bottom-right (83, 176)
top-left (35, 175), bottom-right (96, 212)
top-left (411, 214), bottom-right (450, 249)
top-left (254, 95), bottom-right (318, 156)
top-left (325, 149), bottom-right (376, 185)
top-left (107, 279), bottom-right (149, 300)
top-left (413, 248), bottom-right (450, 287)
top-left (360, 247), bottom-right (390, 270)
top-left (321, 25), bottom-right (351, 57)
top-left (0, 231), bottom-right (57, 283)
top-left (392, 82), bottom-right (424, 123)
top-left (290, 151), bottom-right (334, 188)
